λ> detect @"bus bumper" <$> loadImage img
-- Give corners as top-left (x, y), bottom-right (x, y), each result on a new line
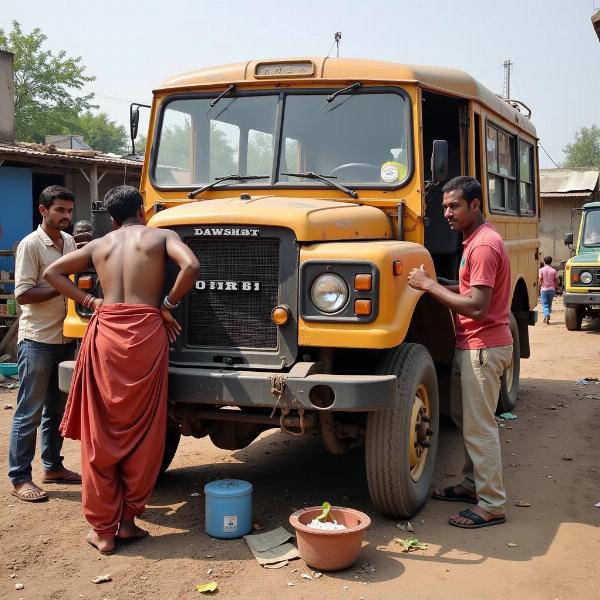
top-left (58, 361), bottom-right (398, 412)
top-left (563, 292), bottom-right (600, 306)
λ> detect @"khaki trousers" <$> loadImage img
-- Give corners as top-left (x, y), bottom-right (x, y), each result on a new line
top-left (450, 345), bottom-right (513, 514)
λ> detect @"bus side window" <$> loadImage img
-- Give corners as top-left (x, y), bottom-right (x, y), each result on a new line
top-left (487, 123), bottom-right (517, 213)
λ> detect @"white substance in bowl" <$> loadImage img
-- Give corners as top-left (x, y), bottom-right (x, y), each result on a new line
top-left (308, 519), bottom-right (347, 530)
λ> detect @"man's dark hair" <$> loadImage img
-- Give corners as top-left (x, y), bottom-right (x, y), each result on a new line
top-left (442, 176), bottom-right (483, 206)
top-left (39, 185), bottom-right (75, 209)
top-left (103, 185), bottom-right (143, 225)
top-left (544, 256), bottom-right (553, 265)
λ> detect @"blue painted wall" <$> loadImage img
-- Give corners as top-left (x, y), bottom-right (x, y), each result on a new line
top-left (0, 166), bottom-right (32, 276)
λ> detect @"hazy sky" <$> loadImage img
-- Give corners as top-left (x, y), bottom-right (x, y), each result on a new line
top-left (2, 0), bottom-right (599, 167)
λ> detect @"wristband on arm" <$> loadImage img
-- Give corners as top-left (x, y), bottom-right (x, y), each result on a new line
top-left (82, 293), bottom-right (97, 309)
top-left (162, 294), bottom-right (180, 310)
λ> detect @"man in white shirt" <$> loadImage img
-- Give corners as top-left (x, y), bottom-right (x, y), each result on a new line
top-left (8, 185), bottom-right (81, 502)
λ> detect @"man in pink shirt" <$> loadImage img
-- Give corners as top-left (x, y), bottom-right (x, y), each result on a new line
top-left (408, 176), bottom-right (512, 528)
top-left (538, 256), bottom-right (559, 324)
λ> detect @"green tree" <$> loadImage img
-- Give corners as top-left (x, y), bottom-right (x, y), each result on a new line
top-left (70, 111), bottom-right (128, 154)
top-left (563, 125), bottom-right (600, 168)
top-left (146, 120), bottom-right (239, 182)
top-left (247, 130), bottom-right (274, 174)
top-left (0, 20), bottom-right (95, 143)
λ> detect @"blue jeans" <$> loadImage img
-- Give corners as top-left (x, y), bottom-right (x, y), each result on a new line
top-left (540, 289), bottom-right (556, 319)
top-left (8, 340), bottom-right (74, 484)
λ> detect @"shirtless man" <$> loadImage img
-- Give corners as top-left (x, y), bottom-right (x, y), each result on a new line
top-left (44, 185), bottom-right (200, 554)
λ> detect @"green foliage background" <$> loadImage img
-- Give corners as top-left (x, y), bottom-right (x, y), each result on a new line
top-left (562, 125), bottom-right (600, 169)
top-left (0, 21), bottom-right (128, 154)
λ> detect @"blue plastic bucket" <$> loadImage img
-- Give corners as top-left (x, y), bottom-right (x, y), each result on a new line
top-left (204, 479), bottom-right (253, 539)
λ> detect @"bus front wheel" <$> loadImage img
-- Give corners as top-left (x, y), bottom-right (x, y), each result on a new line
top-left (159, 425), bottom-right (181, 475)
top-left (366, 343), bottom-right (439, 518)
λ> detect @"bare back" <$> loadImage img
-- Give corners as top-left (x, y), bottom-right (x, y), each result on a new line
top-left (91, 225), bottom-right (170, 306)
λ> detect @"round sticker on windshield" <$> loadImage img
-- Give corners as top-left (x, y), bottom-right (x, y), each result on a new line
top-left (381, 163), bottom-right (399, 183)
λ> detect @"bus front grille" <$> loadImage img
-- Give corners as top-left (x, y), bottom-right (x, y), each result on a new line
top-left (185, 237), bottom-right (280, 349)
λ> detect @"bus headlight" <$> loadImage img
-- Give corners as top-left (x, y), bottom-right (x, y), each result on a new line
top-left (311, 273), bottom-right (349, 313)
top-left (579, 271), bottom-right (593, 285)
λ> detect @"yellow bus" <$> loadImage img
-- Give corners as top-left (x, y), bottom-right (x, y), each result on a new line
top-left (61, 58), bottom-right (540, 518)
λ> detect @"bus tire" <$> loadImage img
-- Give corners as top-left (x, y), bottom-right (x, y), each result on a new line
top-left (498, 313), bottom-right (521, 413)
top-left (366, 343), bottom-right (439, 518)
top-left (564, 306), bottom-right (583, 331)
top-left (159, 425), bottom-right (181, 475)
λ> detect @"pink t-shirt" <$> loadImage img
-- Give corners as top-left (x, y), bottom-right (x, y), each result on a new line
top-left (538, 265), bottom-right (558, 292)
top-left (455, 223), bottom-right (512, 350)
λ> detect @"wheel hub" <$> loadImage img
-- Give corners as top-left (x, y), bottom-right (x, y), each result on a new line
top-left (409, 384), bottom-right (433, 481)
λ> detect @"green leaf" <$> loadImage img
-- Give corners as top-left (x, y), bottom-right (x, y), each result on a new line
top-left (195, 581), bottom-right (218, 593)
top-left (315, 501), bottom-right (332, 522)
top-left (394, 537), bottom-right (428, 552)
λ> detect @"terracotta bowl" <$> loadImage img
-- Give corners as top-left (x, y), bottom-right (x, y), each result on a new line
top-left (289, 506), bottom-right (371, 571)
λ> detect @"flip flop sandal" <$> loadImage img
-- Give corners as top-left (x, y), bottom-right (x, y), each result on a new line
top-left (432, 486), bottom-right (478, 504)
top-left (42, 473), bottom-right (82, 484)
top-left (448, 508), bottom-right (506, 529)
top-left (11, 485), bottom-right (48, 503)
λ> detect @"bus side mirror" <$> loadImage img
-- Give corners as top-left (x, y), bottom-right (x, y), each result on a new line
top-left (130, 105), bottom-right (140, 155)
top-left (129, 103), bottom-right (150, 157)
top-left (131, 107), bottom-right (140, 141)
top-left (564, 232), bottom-right (573, 246)
top-left (431, 140), bottom-right (448, 183)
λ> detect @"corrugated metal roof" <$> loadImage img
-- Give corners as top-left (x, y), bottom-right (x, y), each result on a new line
top-left (539, 168), bottom-right (599, 194)
top-left (541, 192), bottom-right (592, 199)
top-left (0, 142), bottom-right (142, 169)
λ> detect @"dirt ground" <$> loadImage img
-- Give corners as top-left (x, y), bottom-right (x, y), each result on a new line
top-left (1, 302), bottom-right (599, 600)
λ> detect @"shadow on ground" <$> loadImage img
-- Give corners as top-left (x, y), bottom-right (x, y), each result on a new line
top-left (55, 371), bottom-right (598, 578)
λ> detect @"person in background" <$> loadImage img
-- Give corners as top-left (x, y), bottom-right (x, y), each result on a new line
top-left (538, 256), bottom-right (559, 325)
top-left (44, 185), bottom-right (200, 555)
top-left (72, 220), bottom-right (93, 249)
top-left (8, 185), bottom-right (81, 503)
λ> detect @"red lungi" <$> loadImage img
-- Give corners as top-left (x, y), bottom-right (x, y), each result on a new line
top-left (60, 303), bottom-right (168, 536)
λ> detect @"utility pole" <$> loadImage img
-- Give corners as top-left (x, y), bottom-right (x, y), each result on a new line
top-left (503, 59), bottom-right (513, 99)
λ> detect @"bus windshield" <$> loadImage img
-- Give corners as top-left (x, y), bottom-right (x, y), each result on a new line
top-left (152, 90), bottom-right (411, 189)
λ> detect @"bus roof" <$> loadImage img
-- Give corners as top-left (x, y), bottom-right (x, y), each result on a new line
top-left (156, 57), bottom-right (537, 137)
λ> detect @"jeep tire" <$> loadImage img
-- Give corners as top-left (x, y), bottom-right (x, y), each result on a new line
top-left (565, 306), bottom-right (583, 331)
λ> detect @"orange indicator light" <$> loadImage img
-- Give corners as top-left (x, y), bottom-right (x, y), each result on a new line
top-left (354, 273), bottom-right (372, 291)
top-left (271, 305), bottom-right (290, 325)
top-left (393, 261), bottom-right (403, 276)
top-left (77, 275), bottom-right (94, 290)
top-left (354, 299), bottom-right (372, 316)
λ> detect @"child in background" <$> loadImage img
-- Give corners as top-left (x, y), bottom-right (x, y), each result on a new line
top-left (538, 256), bottom-right (559, 324)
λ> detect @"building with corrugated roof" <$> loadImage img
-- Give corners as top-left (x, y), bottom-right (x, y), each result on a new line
top-left (539, 168), bottom-right (600, 263)
top-left (0, 50), bottom-right (141, 279)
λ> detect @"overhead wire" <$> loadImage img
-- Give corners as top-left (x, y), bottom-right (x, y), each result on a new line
top-left (539, 142), bottom-right (561, 168)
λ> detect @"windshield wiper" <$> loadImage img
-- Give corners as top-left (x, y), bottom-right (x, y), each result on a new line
top-left (188, 175), bottom-right (269, 199)
top-left (326, 81), bottom-right (362, 104)
top-left (282, 172), bottom-right (358, 199)
top-left (210, 84), bottom-right (235, 108)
